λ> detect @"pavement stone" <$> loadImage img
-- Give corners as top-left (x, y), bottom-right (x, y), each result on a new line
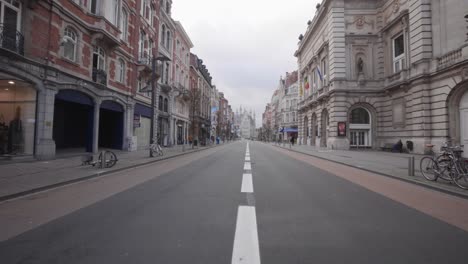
top-left (0, 144), bottom-right (221, 201)
top-left (271, 142), bottom-right (468, 198)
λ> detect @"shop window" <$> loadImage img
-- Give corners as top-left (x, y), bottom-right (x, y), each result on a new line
top-left (0, 81), bottom-right (36, 156)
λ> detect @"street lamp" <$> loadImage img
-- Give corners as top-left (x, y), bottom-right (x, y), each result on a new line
top-left (145, 54), bottom-right (171, 157)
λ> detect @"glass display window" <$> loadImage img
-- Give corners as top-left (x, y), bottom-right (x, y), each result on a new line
top-left (0, 80), bottom-right (36, 155)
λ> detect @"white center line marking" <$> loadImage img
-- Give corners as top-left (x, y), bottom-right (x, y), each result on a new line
top-left (244, 162), bottom-right (251, 170)
top-left (241, 173), bottom-right (254, 193)
top-left (245, 156), bottom-right (251, 161)
top-left (232, 206), bottom-right (261, 264)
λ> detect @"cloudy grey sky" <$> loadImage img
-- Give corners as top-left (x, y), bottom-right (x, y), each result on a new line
top-left (172, 0), bottom-right (320, 127)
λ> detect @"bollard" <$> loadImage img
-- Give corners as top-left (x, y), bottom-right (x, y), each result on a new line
top-left (408, 156), bottom-right (415, 176)
top-left (101, 150), bottom-right (106, 169)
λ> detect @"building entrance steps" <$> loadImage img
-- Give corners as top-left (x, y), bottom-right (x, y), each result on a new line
top-left (0, 144), bottom-right (216, 202)
top-left (271, 143), bottom-right (468, 199)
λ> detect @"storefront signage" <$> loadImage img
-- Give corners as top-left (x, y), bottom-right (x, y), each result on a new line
top-left (338, 122), bottom-right (347, 137)
top-left (133, 115), bottom-right (141, 128)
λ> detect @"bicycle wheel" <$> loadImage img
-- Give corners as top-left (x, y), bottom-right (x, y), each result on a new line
top-left (451, 162), bottom-right (468, 189)
top-left (98, 151), bottom-right (117, 168)
top-left (420, 156), bottom-right (438, 181)
top-left (157, 145), bottom-right (164, 156)
top-left (435, 155), bottom-right (452, 181)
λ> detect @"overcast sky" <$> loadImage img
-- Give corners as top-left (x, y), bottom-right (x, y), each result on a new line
top-left (172, 0), bottom-right (320, 127)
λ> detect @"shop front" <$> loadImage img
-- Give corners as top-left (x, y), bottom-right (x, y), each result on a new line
top-left (0, 80), bottom-right (36, 156)
top-left (53, 90), bottom-right (94, 153)
top-left (133, 103), bottom-right (152, 150)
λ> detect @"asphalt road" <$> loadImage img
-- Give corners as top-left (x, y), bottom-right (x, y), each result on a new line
top-left (1, 141), bottom-right (468, 263)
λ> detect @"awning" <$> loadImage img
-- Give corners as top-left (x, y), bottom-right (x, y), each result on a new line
top-left (134, 103), bottom-right (152, 118)
top-left (285, 128), bottom-right (298, 133)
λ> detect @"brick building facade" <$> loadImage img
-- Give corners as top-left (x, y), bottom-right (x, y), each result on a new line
top-left (0, 0), bottom-right (164, 158)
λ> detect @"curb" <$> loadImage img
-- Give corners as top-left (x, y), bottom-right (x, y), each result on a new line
top-left (0, 144), bottom-right (227, 203)
top-left (270, 144), bottom-right (468, 200)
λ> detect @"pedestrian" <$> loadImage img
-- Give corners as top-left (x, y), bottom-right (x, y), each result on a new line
top-left (290, 136), bottom-right (295, 146)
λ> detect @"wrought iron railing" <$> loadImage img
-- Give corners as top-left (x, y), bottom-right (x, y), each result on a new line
top-left (0, 24), bottom-right (24, 55)
top-left (92, 68), bottom-right (107, 85)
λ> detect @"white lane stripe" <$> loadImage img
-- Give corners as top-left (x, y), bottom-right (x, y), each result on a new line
top-left (241, 173), bottom-right (254, 193)
top-left (232, 206), bottom-right (261, 264)
top-left (245, 156), bottom-right (251, 161)
top-left (244, 162), bottom-right (251, 170)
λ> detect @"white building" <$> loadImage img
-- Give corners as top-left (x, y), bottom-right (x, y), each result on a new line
top-left (296, 0), bottom-right (468, 154)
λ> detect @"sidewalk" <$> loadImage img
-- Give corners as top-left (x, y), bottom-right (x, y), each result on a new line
top-left (0, 144), bottom-right (214, 202)
top-left (271, 142), bottom-right (468, 198)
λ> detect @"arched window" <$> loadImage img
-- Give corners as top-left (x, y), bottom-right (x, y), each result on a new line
top-left (117, 58), bottom-right (125, 83)
top-left (93, 46), bottom-right (105, 70)
top-left (350, 108), bottom-right (370, 124)
top-left (158, 96), bottom-right (163, 110)
top-left (164, 98), bottom-right (169, 112)
top-left (63, 27), bottom-right (77, 61)
top-left (148, 39), bottom-right (154, 58)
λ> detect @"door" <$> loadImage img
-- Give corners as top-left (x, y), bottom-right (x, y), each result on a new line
top-left (460, 91), bottom-right (468, 157)
top-left (350, 130), bottom-right (370, 147)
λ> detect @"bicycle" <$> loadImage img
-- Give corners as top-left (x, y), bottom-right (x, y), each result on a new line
top-left (420, 143), bottom-right (452, 182)
top-left (420, 143), bottom-right (468, 189)
top-left (81, 150), bottom-right (118, 168)
top-left (150, 137), bottom-right (163, 157)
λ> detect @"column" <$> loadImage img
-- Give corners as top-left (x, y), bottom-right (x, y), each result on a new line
top-left (124, 103), bottom-right (135, 151)
top-left (35, 86), bottom-right (57, 159)
top-left (92, 99), bottom-right (101, 154)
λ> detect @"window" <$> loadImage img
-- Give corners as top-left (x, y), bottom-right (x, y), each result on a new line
top-left (112, 0), bottom-right (119, 25)
top-left (1, 0), bottom-right (21, 36)
top-left (164, 62), bottom-right (169, 84)
top-left (166, 31), bottom-right (171, 50)
top-left (161, 24), bottom-right (166, 46)
top-left (158, 96), bottom-right (163, 110)
top-left (321, 57), bottom-right (327, 86)
top-left (148, 39), bottom-right (153, 58)
top-left (393, 34), bottom-right (405, 73)
top-left (117, 58), bottom-right (125, 83)
top-left (90, 0), bottom-right (98, 14)
top-left (139, 30), bottom-right (146, 59)
top-left (166, 1), bottom-right (171, 14)
top-left (164, 98), bottom-right (169, 112)
top-left (63, 27), bottom-right (77, 61)
top-left (150, 4), bottom-right (155, 26)
top-left (92, 46), bottom-right (105, 70)
top-left (120, 9), bottom-right (128, 40)
top-left (350, 108), bottom-right (370, 124)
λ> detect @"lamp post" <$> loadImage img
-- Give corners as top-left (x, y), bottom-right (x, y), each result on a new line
top-left (149, 54), bottom-right (171, 157)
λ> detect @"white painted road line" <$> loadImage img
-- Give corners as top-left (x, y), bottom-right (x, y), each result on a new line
top-left (244, 162), bottom-right (251, 170)
top-left (241, 173), bottom-right (254, 193)
top-left (245, 156), bottom-right (251, 161)
top-left (232, 206), bottom-right (261, 264)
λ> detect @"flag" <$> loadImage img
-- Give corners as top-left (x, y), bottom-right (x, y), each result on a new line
top-left (299, 83), bottom-right (303, 96)
top-left (316, 67), bottom-right (324, 81)
top-left (304, 76), bottom-right (310, 90)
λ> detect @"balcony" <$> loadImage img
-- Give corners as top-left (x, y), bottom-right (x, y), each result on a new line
top-left (437, 48), bottom-right (463, 70)
top-left (92, 68), bottom-right (107, 85)
top-left (0, 24), bottom-right (24, 55)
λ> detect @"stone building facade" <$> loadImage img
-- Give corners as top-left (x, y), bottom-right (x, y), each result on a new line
top-left (296, 0), bottom-right (468, 154)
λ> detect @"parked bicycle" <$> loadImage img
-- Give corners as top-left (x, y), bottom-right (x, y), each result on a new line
top-left (81, 150), bottom-right (118, 168)
top-left (150, 137), bottom-right (163, 157)
top-left (420, 142), bottom-right (468, 189)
